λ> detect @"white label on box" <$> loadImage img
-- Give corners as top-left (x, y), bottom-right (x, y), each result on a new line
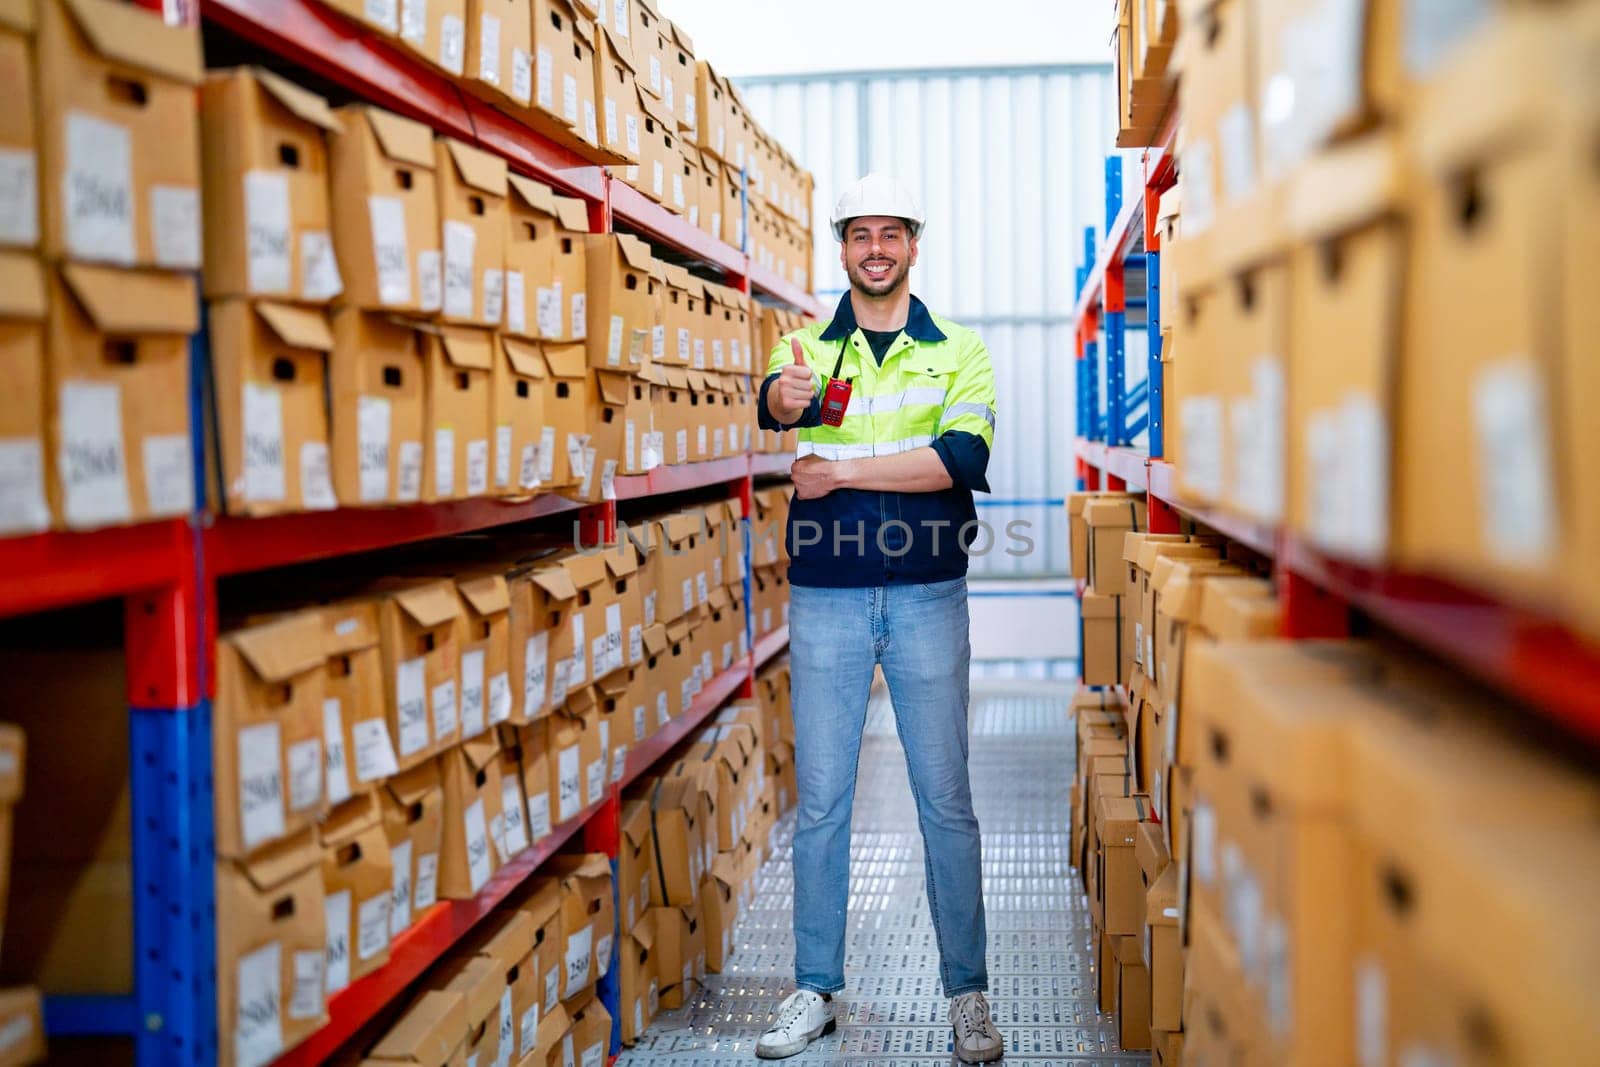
top-left (558, 745), bottom-right (581, 820)
top-left (520, 1004), bottom-right (540, 1057)
top-left (563, 74), bottom-right (580, 123)
top-left (397, 440), bottom-right (423, 501)
top-left (648, 55), bottom-right (662, 94)
top-left (244, 171), bottom-right (292, 293)
top-left (414, 851), bottom-right (438, 909)
top-left (550, 657), bottom-right (569, 707)
top-left (501, 775), bottom-right (528, 855)
top-left (677, 328), bottom-right (690, 363)
top-left (1179, 394), bottom-right (1224, 500)
top-left (571, 291), bottom-right (587, 339)
top-left (353, 717), bottom-right (399, 782)
top-left (524, 632), bottom-right (549, 716)
top-left (579, 444), bottom-right (596, 495)
top-left (396, 657), bottom-right (430, 755)
top-left (495, 424), bottom-right (513, 489)
top-left (604, 98), bottom-right (619, 147)
top-left (0, 439), bottom-right (49, 535)
top-left (483, 268), bottom-right (504, 324)
top-left (287, 737), bottom-right (322, 813)
top-left (512, 46), bottom-right (533, 103)
top-left (545, 966), bottom-right (561, 1013)
top-left (443, 221), bottom-right (477, 319)
top-left (595, 930), bottom-right (613, 977)
top-left (1404, 0), bottom-right (1492, 78)
top-left (613, 0), bottom-right (629, 33)
top-left (673, 172), bottom-right (685, 209)
top-left (1342, 395), bottom-right (1388, 560)
top-left (323, 699), bottom-right (352, 806)
top-left (685, 93), bottom-right (696, 128)
top-left (627, 115), bottom-right (641, 157)
top-left (151, 185), bottom-right (201, 269)
top-left (743, 425), bottom-right (751, 452)
top-left (365, 0), bottom-right (398, 31)
top-left (715, 128), bottom-right (726, 155)
top-left (675, 428), bottom-right (688, 463)
top-left (591, 633), bottom-right (609, 680)
top-left (586, 754), bottom-right (604, 804)
top-left (467, 437), bottom-right (489, 495)
top-left (237, 721), bottom-right (286, 850)
top-left (682, 578), bottom-right (694, 614)
top-left (58, 380), bottom-right (130, 527)
top-left (651, 324), bottom-right (664, 361)
top-left (700, 650), bottom-right (712, 683)
top-left (300, 442), bottom-right (337, 511)
top-left (478, 13), bottom-right (501, 83)
top-left (1192, 797), bottom-right (1217, 885)
top-left (692, 338), bottom-right (705, 369)
top-left (629, 623), bottom-right (642, 665)
top-left (713, 558), bottom-right (723, 586)
top-left (625, 418), bottom-right (637, 471)
top-left (323, 890), bottom-right (352, 993)
top-left (712, 339), bottom-right (724, 368)
top-left (643, 431), bottom-right (663, 470)
top-left (663, 76), bottom-right (674, 113)
top-left (143, 433), bottom-right (194, 518)
top-left (657, 691), bottom-right (669, 726)
top-left (356, 891), bottom-right (390, 964)
top-left (418, 249), bottom-right (443, 311)
top-left (488, 670), bottom-right (512, 726)
top-left (585, 101), bottom-right (598, 145)
top-left (1253, 356), bottom-right (1286, 521)
top-left (356, 396), bottom-right (392, 503)
top-left (1357, 954), bottom-right (1386, 1067)
top-left (632, 703), bottom-right (646, 740)
top-left (536, 284), bottom-right (561, 338)
top-left (242, 383), bottom-right (286, 503)
top-left (505, 271), bottom-right (526, 334)
top-left (689, 205), bottom-right (699, 227)
top-left (537, 47), bottom-right (555, 109)
top-left (722, 640), bottom-right (732, 670)
top-left (434, 427), bottom-right (456, 497)
top-left (605, 603), bottom-right (623, 671)
top-left (431, 678), bottom-right (458, 741)
top-left (1474, 361), bottom-right (1556, 566)
top-left (680, 676), bottom-right (693, 715)
top-left (289, 949), bottom-right (323, 1022)
top-left (460, 648), bottom-right (487, 737)
top-left (607, 314), bottom-right (625, 366)
top-left (527, 790), bottom-right (551, 840)
top-left (0, 148), bottom-right (37, 246)
top-left (234, 942), bottom-right (284, 1067)
top-left (367, 196), bottom-right (412, 305)
top-left (538, 426), bottom-right (557, 483)
top-left (388, 840), bottom-right (414, 936)
top-left (565, 923), bottom-right (593, 993)
top-left (521, 442), bottom-right (539, 489)
top-left (738, 629), bottom-right (747, 659)
top-left (696, 572), bottom-right (708, 604)
top-left (601, 458), bottom-right (617, 500)
top-left (65, 112), bottom-right (135, 264)
top-left (567, 432), bottom-right (589, 485)
top-left (1218, 102), bottom-right (1257, 206)
top-left (464, 798), bottom-right (493, 891)
top-left (1265, 912), bottom-right (1291, 1036)
top-left (399, 0), bottom-right (424, 41)
top-left (644, 591), bottom-right (656, 628)
top-left (712, 428), bottom-right (724, 457)
top-left (653, 161), bottom-right (664, 198)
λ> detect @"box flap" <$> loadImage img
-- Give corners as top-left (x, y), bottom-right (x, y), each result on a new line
top-left (624, 520), bottom-right (655, 556)
top-left (570, 10), bottom-right (595, 46)
top-left (628, 908), bottom-right (656, 951)
top-left (1287, 132), bottom-right (1405, 242)
top-left (507, 173), bottom-right (558, 216)
top-left (238, 825), bottom-right (321, 892)
top-left (562, 551), bottom-right (608, 590)
top-left (440, 328), bottom-right (494, 371)
top-left (596, 671), bottom-right (629, 700)
top-left (598, 23), bottom-right (637, 71)
top-left (544, 342), bottom-right (589, 379)
top-left (1147, 862), bottom-right (1180, 926)
top-left (253, 67), bottom-right (341, 132)
top-left (0, 0), bottom-right (33, 33)
top-left (60, 264), bottom-right (198, 334)
top-left (603, 543), bottom-right (638, 579)
top-left (1083, 498), bottom-right (1146, 529)
top-left (443, 138), bottom-right (509, 197)
top-left (363, 107), bottom-right (437, 169)
top-left (530, 565), bottom-right (578, 602)
top-left (227, 611), bottom-right (325, 683)
top-left (502, 336), bottom-right (548, 379)
top-left (1122, 532), bottom-right (1187, 565)
top-left (616, 233), bottom-right (656, 274)
top-left (665, 617), bottom-right (692, 645)
top-left (474, 909), bottom-right (536, 969)
top-left (662, 263), bottom-right (690, 290)
top-left (320, 791), bottom-right (382, 847)
top-left (457, 574), bottom-right (510, 618)
top-left (256, 301), bottom-right (334, 352)
top-left (660, 511), bottom-right (701, 545)
top-left (1137, 540), bottom-right (1217, 573)
top-left (369, 990), bottom-right (467, 1067)
top-left (1135, 820), bottom-right (1169, 881)
top-left (554, 196), bottom-right (592, 232)
top-left (1079, 592), bottom-right (1121, 621)
top-left (706, 586), bottom-right (729, 612)
top-left (663, 367), bottom-right (689, 388)
top-left (683, 369), bottom-right (706, 391)
top-left (642, 623), bottom-right (670, 657)
top-left (698, 148), bottom-right (720, 171)
top-left (385, 759), bottom-right (442, 806)
top-left (393, 581), bottom-right (462, 629)
top-left (521, 877), bottom-right (563, 929)
top-left (638, 82), bottom-right (672, 124)
top-left (61, 0), bottom-right (201, 85)
top-left (561, 852), bottom-right (614, 882)
top-left (596, 369), bottom-right (633, 406)
top-left (667, 18), bottom-right (694, 53)
top-left (0, 252), bottom-right (46, 319)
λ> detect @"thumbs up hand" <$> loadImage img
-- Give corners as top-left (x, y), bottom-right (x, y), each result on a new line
top-left (773, 337), bottom-right (819, 420)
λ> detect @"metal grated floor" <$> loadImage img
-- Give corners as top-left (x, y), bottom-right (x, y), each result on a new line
top-left (618, 677), bottom-right (1149, 1066)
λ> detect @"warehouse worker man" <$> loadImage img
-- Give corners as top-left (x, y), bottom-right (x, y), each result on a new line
top-left (753, 173), bottom-right (1002, 1064)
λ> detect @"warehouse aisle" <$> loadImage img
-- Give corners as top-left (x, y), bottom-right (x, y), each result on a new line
top-left (620, 676), bottom-right (1147, 1065)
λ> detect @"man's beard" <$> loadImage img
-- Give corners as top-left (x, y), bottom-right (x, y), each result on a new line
top-left (847, 258), bottom-right (908, 297)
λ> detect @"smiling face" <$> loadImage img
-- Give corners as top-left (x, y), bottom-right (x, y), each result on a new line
top-left (841, 216), bottom-right (918, 298)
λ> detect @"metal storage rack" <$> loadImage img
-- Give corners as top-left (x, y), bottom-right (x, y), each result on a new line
top-left (3, 0), bottom-right (818, 1060)
top-left (1071, 114), bottom-right (1600, 744)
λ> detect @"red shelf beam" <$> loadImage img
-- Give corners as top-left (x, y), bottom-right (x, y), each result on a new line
top-left (751, 452), bottom-right (793, 478)
top-left (0, 518), bottom-right (194, 620)
top-left (619, 658), bottom-right (749, 785)
top-left (1145, 460), bottom-right (1278, 559)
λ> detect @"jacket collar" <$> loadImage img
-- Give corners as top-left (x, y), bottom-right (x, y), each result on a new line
top-left (818, 291), bottom-right (948, 344)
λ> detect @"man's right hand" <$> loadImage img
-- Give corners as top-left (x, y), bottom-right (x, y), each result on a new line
top-left (769, 338), bottom-right (818, 424)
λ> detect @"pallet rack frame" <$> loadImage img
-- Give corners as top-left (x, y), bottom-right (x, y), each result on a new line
top-left (6, 1), bottom-right (818, 1059)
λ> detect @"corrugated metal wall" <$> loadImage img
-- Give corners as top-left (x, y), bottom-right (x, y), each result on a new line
top-left (739, 65), bottom-right (1116, 575)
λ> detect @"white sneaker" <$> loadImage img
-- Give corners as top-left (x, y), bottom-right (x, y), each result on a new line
top-left (756, 990), bottom-right (836, 1059)
top-left (950, 992), bottom-right (1004, 1063)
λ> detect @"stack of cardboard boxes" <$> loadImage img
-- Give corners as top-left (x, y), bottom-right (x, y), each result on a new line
top-left (1, 2), bottom-right (819, 538)
top-left (1159, 1), bottom-right (1600, 640)
top-left (1112, 0), bottom-right (1179, 146)
top-left (0, 723), bottom-right (45, 1066)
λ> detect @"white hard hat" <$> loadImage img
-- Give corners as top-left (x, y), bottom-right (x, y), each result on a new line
top-left (830, 173), bottom-right (926, 241)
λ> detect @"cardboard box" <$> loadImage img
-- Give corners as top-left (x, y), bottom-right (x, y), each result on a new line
top-left (427, 954), bottom-right (508, 1067)
top-left (504, 175), bottom-right (558, 341)
top-left (44, 264), bottom-right (196, 529)
top-left (215, 613), bottom-right (327, 861)
top-left (200, 68), bottom-right (342, 302)
top-left (1117, 534), bottom-right (1195, 676)
top-left (509, 557), bottom-right (581, 723)
top-left (1068, 491), bottom-right (1141, 580)
top-left (329, 106), bottom-right (441, 313)
top-left (328, 309), bottom-right (425, 506)
top-left (0, 1), bottom-right (36, 251)
top-left (1215, 258), bottom-right (1288, 525)
top-left (618, 797), bottom-right (656, 933)
top-left (1084, 498), bottom-right (1147, 595)
top-left (320, 794), bottom-right (394, 995)
top-left (37, 0), bottom-right (201, 269)
top-left (438, 730), bottom-right (504, 901)
top-left (373, 579), bottom-right (465, 767)
top-left (1095, 794), bottom-right (1148, 936)
top-left (625, 86), bottom-right (678, 206)
top-left (509, 876), bottom-right (564, 1026)
top-left (560, 992), bottom-right (613, 1067)
top-left (449, 910), bottom-right (540, 1064)
top-left (1115, 933), bottom-right (1153, 1051)
top-left (720, 163), bottom-right (744, 250)
top-left (493, 739), bottom-right (530, 862)
top-left (418, 325), bottom-right (494, 501)
top-left (0, 254), bottom-right (48, 535)
top-left (698, 851), bottom-right (739, 973)
top-left (696, 149), bottom-right (722, 239)
top-left (447, 572), bottom-right (513, 739)
top-left (490, 336), bottom-right (545, 495)
top-left (637, 772), bottom-right (710, 908)
top-left (658, 264), bottom-right (695, 367)
top-left (209, 299), bottom-right (337, 516)
top-left (584, 233), bottom-right (657, 374)
top-left (647, 902), bottom-right (705, 1011)
top-left (619, 909), bottom-right (657, 1044)
top-left (318, 599), bottom-right (391, 807)
top-left (593, 24), bottom-right (641, 165)
top-left (663, 19), bottom-right (695, 129)
top-left (693, 61), bottom-right (727, 160)
top-left (434, 139), bottom-right (509, 329)
top-left (1397, 18), bottom-right (1566, 598)
top-left (674, 724), bottom-right (756, 855)
top-left (588, 368), bottom-right (655, 481)
top-left (1138, 825), bottom-right (1181, 1032)
top-left (216, 831), bottom-right (326, 1067)
top-left (534, 342), bottom-right (587, 488)
top-left (548, 853), bottom-right (614, 1003)
top-left (463, 0), bottom-right (532, 111)
top-left (1079, 592), bottom-right (1126, 688)
top-left (547, 195), bottom-right (591, 343)
top-left (380, 759), bottom-right (445, 938)
top-left (359, 989), bottom-right (467, 1067)
top-left (1138, 547), bottom-right (1229, 688)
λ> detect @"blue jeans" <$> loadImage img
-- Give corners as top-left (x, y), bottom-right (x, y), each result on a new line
top-left (788, 577), bottom-right (989, 997)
